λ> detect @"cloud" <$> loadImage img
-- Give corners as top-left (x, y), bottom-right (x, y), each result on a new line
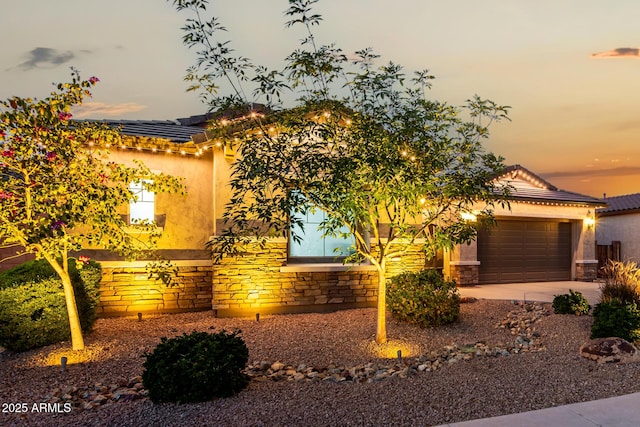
top-left (72, 102), bottom-right (147, 118)
top-left (591, 47), bottom-right (640, 58)
top-left (541, 166), bottom-right (640, 180)
top-left (15, 47), bottom-right (76, 70)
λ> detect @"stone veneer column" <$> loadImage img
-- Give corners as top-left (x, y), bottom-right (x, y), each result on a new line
top-left (448, 262), bottom-right (480, 286)
top-left (574, 216), bottom-right (598, 282)
top-left (444, 241), bottom-right (479, 286)
top-left (575, 260), bottom-right (598, 282)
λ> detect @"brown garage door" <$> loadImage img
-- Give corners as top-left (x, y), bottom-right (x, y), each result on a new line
top-left (477, 220), bottom-right (572, 284)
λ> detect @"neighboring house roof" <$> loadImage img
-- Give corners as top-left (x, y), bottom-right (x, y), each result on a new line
top-left (597, 193), bottom-right (640, 216)
top-left (497, 165), bottom-right (606, 207)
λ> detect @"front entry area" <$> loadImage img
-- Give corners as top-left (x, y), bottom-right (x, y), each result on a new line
top-left (477, 220), bottom-right (572, 284)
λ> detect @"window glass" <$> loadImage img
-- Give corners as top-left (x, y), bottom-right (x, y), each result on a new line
top-left (129, 180), bottom-right (155, 223)
top-left (289, 206), bottom-right (354, 259)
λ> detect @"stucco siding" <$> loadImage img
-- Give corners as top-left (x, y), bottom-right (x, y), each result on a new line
top-left (597, 214), bottom-right (640, 263)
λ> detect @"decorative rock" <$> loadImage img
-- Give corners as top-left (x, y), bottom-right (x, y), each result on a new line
top-left (43, 303), bottom-right (550, 411)
top-left (418, 363), bottom-right (430, 372)
top-left (579, 337), bottom-right (640, 364)
top-left (270, 361), bottom-right (285, 371)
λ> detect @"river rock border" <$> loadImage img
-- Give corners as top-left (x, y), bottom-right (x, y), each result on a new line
top-left (44, 302), bottom-right (548, 409)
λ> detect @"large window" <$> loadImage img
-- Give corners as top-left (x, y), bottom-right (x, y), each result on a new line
top-left (289, 206), bottom-right (354, 261)
top-left (129, 180), bottom-right (155, 224)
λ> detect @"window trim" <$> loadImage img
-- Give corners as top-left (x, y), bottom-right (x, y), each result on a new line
top-left (287, 215), bottom-right (355, 263)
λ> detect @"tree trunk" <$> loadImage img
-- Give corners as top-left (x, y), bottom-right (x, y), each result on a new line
top-left (375, 264), bottom-right (387, 344)
top-left (60, 272), bottom-right (85, 350)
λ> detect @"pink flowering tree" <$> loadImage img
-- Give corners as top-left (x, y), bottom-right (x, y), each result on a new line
top-left (0, 70), bottom-right (185, 350)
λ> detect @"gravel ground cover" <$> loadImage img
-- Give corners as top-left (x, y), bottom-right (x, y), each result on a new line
top-left (2, 299), bottom-right (640, 427)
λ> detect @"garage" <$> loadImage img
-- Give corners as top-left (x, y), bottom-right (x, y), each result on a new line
top-left (477, 219), bottom-right (572, 284)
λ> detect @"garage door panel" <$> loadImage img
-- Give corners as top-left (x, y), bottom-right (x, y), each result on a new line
top-left (478, 220), bottom-right (572, 284)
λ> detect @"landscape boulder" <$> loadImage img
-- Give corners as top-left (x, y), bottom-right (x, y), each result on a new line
top-left (579, 337), bottom-right (640, 364)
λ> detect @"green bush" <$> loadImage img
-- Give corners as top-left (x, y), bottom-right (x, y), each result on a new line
top-left (386, 269), bottom-right (460, 327)
top-left (0, 260), bottom-right (57, 289)
top-left (591, 301), bottom-right (640, 343)
top-left (552, 289), bottom-right (591, 315)
top-left (142, 330), bottom-right (250, 404)
top-left (0, 259), bottom-right (101, 351)
top-left (600, 260), bottom-right (640, 305)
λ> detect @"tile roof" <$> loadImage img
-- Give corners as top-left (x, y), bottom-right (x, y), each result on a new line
top-left (597, 193), bottom-right (640, 215)
top-left (91, 120), bottom-right (206, 143)
top-left (498, 165), bottom-right (606, 207)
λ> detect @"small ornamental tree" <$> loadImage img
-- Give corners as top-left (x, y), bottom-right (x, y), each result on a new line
top-left (0, 69), bottom-right (185, 350)
top-left (172, 0), bottom-right (510, 343)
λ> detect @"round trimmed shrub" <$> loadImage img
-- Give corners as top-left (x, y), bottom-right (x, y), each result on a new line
top-left (0, 259), bottom-right (101, 351)
top-left (591, 301), bottom-right (640, 343)
top-left (142, 330), bottom-right (250, 404)
top-left (386, 269), bottom-right (460, 327)
top-left (552, 289), bottom-right (591, 315)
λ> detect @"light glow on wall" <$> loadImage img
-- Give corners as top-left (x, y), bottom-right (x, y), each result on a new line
top-left (461, 211), bottom-right (477, 222)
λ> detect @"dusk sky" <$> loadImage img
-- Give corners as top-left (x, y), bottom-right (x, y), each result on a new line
top-left (3, 0), bottom-right (639, 198)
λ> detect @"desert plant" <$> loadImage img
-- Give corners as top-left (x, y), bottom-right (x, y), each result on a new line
top-left (599, 260), bottom-right (640, 305)
top-left (552, 289), bottom-right (591, 315)
top-left (386, 269), bottom-right (460, 327)
top-left (142, 330), bottom-right (250, 404)
top-left (591, 301), bottom-right (640, 343)
top-left (0, 259), bottom-right (101, 351)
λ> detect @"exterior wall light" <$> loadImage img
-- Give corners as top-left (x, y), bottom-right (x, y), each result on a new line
top-left (584, 210), bottom-right (595, 229)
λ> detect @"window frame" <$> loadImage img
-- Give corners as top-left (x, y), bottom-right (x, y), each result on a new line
top-left (128, 179), bottom-right (155, 225)
top-left (287, 200), bottom-right (355, 264)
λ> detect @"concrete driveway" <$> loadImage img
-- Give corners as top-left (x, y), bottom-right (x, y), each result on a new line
top-left (459, 281), bottom-right (602, 306)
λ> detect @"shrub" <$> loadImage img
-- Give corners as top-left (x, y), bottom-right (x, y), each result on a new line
top-left (142, 330), bottom-right (250, 404)
top-left (599, 260), bottom-right (640, 305)
top-left (386, 269), bottom-right (460, 327)
top-left (591, 301), bottom-right (640, 343)
top-left (552, 289), bottom-right (591, 315)
top-left (0, 260), bottom-right (57, 289)
top-left (0, 259), bottom-right (101, 351)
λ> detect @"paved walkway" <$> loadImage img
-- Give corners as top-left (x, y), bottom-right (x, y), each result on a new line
top-left (436, 280), bottom-right (640, 427)
top-left (458, 280), bottom-right (601, 306)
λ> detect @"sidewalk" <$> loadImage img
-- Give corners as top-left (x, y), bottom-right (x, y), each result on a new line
top-left (440, 281), bottom-right (639, 427)
top-left (436, 392), bottom-right (640, 427)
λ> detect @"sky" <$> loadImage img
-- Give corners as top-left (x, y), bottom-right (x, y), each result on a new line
top-left (2, 0), bottom-right (640, 198)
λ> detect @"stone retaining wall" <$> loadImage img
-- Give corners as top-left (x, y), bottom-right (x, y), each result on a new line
top-left (98, 263), bottom-right (212, 317)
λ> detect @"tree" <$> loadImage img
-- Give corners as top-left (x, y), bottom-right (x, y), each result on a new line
top-left (172, 0), bottom-right (510, 343)
top-left (0, 70), bottom-right (185, 350)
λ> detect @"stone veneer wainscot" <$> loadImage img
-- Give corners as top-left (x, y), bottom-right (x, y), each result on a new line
top-left (212, 238), bottom-right (427, 317)
top-left (98, 261), bottom-right (212, 317)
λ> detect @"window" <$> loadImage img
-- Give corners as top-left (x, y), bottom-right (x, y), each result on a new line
top-left (129, 180), bottom-right (155, 224)
top-left (289, 206), bottom-right (354, 261)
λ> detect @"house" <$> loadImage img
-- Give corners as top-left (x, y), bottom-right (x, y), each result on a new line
top-left (596, 193), bottom-right (640, 264)
top-left (444, 165), bottom-right (605, 285)
top-left (0, 113), bottom-right (606, 317)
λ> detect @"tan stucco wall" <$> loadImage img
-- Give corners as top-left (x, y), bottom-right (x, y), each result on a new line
top-left (597, 213), bottom-right (640, 263)
top-left (106, 149), bottom-right (214, 250)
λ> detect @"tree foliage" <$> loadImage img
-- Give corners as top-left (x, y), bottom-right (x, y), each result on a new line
top-left (0, 69), bottom-right (185, 349)
top-left (171, 0), bottom-right (511, 343)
